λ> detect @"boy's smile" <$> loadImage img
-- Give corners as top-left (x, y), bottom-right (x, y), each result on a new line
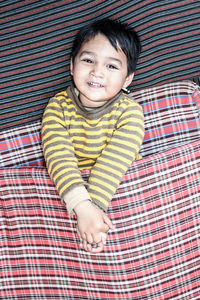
top-left (70, 34), bottom-right (134, 107)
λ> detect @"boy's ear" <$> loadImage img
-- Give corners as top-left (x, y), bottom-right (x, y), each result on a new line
top-left (70, 58), bottom-right (74, 75)
top-left (123, 73), bottom-right (134, 88)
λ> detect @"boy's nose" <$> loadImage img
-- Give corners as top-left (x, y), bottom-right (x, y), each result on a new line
top-left (91, 63), bottom-right (103, 77)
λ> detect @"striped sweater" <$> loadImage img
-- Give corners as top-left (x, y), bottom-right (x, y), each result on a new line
top-left (41, 85), bottom-right (144, 213)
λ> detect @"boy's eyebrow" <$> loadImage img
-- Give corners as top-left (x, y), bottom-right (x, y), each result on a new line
top-left (107, 57), bottom-right (122, 66)
top-left (80, 51), bottom-right (122, 65)
top-left (79, 51), bottom-right (94, 57)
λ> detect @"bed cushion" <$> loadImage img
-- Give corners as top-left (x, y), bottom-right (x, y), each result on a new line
top-left (0, 139), bottom-right (200, 299)
top-left (132, 80), bottom-right (200, 157)
top-left (0, 120), bottom-right (44, 167)
top-left (1, 81), bottom-right (200, 167)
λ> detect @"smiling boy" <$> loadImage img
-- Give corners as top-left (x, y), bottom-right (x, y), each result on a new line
top-left (41, 19), bottom-right (144, 253)
top-left (71, 34), bottom-right (132, 107)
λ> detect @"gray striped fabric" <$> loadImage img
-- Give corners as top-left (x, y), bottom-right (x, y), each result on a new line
top-left (1, 0), bottom-right (200, 129)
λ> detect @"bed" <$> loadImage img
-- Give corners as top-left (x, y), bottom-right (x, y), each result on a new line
top-left (1, 1), bottom-right (200, 299)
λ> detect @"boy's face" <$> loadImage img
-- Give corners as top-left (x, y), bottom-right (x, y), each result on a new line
top-left (70, 34), bottom-right (134, 107)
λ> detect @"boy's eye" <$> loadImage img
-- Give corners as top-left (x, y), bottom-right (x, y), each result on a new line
top-left (107, 64), bottom-right (118, 70)
top-left (82, 58), bottom-right (93, 64)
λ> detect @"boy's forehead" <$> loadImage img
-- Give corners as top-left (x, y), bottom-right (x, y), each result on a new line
top-left (78, 34), bottom-right (125, 58)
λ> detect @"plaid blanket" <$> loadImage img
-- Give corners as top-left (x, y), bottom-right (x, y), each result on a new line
top-left (1, 81), bottom-right (200, 168)
top-left (133, 80), bottom-right (200, 157)
top-left (1, 139), bottom-right (200, 299)
top-left (0, 120), bottom-right (44, 168)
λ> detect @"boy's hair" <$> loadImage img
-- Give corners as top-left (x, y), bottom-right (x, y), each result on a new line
top-left (71, 18), bottom-right (141, 75)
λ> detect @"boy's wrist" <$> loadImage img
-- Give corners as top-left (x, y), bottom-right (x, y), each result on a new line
top-left (63, 185), bottom-right (91, 215)
top-left (73, 199), bottom-right (91, 216)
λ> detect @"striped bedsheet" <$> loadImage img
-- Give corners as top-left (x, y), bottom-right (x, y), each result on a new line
top-left (0, 139), bottom-right (200, 299)
top-left (1, 0), bottom-right (200, 129)
top-left (1, 81), bottom-right (200, 168)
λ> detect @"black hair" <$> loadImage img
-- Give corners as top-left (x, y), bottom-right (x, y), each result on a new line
top-left (71, 18), bottom-right (141, 75)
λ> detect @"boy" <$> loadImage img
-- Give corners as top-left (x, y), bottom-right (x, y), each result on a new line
top-left (41, 18), bottom-right (144, 253)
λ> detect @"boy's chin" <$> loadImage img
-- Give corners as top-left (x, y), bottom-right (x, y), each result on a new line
top-left (79, 93), bottom-right (109, 107)
top-left (81, 98), bottom-right (108, 108)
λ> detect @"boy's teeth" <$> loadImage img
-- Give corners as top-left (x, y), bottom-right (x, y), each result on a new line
top-left (89, 82), bottom-right (102, 87)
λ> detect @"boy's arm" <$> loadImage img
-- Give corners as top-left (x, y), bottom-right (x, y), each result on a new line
top-left (42, 96), bottom-right (113, 252)
top-left (41, 96), bottom-right (88, 212)
top-left (88, 102), bottom-right (144, 212)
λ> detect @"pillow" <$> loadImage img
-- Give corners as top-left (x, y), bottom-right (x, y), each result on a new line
top-left (0, 120), bottom-right (44, 167)
top-left (1, 139), bottom-right (200, 299)
top-left (1, 81), bottom-right (200, 167)
top-left (131, 80), bottom-right (200, 157)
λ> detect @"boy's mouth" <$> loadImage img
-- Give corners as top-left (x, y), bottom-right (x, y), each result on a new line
top-left (88, 82), bottom-right (104, 88)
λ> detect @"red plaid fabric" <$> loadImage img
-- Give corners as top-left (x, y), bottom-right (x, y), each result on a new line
top-left (1, 81), bottom-right (200, 168)
top-left (132, 80), bottom-right (200, 157)
top-left (0, 120), bottom-right (44, 167)
top-left (1, 139), bottom-right (200, 299)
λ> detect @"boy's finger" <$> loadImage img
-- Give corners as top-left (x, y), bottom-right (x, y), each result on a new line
top-left (82, 239), bottom-right (89, 252)
top-left (85, 233), bottom-right (93, 244)
top-left (103, 214), bottom-right (115, 230)
top-left (92, 231), bottom-right (105, 244)
top-left (100, 232), bottom-right (107, 245)
top-left (90, 242), bottom-right (104, 253)
top-left (76, 227), bottom-right (86, 241)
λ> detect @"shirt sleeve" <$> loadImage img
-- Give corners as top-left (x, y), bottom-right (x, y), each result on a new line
top-left (87, 102), bottom-right (144, 212)
top-left (41, 95), bottom-right (89, 208)
top-left (63, 185), bottom-right (91, 215)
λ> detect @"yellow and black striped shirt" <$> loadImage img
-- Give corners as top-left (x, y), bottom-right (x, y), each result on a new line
top-left (41, 85), bottom-right (144, 212)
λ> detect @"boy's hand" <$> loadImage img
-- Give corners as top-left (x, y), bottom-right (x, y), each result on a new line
top-left (74, 200), bottom-right (114, 253)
